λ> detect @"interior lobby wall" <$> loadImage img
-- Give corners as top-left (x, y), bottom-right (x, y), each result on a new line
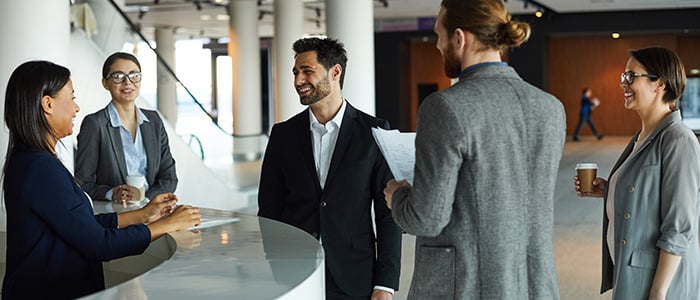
top-left (548, 34), bottom-right (700, 137)
top-left (375, 8), bottom-right (700, 134)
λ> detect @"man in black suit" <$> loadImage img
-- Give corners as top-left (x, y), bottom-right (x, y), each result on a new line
top-left (258, 37), bottom-right (401, 300)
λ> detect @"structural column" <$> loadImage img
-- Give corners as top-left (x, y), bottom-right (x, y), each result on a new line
top-left (273, 0), bottom-right (304, 123)
top-left (325, 0), bottom-right (376, 115)
top-left (0, 0), bottom-right (70, 169)
top-left (228, 0), bottom-right (262, 136)
top-left (155, 26), bottom-right (178, 125)
top-left (0, 0), bottom-right (69, 230)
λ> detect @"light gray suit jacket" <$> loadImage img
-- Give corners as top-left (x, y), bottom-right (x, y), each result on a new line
top-left (602, 110), bottom-right (700, 299)
top-left (392, 64), bottom-right (565, 299)
top-left (75, 105), bottom-right (177, 201)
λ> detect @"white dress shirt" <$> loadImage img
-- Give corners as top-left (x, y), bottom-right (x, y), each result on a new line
top-left (309, 100), bottom-right (346, 189)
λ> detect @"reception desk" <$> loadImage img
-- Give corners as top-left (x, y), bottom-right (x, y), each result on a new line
top-left (0, 206), bottom-right (324, 299)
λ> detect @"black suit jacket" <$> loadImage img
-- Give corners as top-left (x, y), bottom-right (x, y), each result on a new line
top-left (258, 103), bottom-right (401, 296)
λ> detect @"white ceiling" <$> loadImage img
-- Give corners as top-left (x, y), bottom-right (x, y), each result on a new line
top-left (122, 0), bottom-right (700, 40)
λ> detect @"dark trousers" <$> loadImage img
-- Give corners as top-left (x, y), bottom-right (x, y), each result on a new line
top-left (326, 267), bottom-right (370, 300)
top-left (573, 112), bottom-right (600, 138)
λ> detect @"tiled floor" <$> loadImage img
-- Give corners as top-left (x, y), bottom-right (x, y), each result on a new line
top-left (222, 135), bottom-right (628, 299)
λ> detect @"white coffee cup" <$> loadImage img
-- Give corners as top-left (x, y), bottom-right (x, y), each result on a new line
top-left (125, 174), bottom-right (146, 203)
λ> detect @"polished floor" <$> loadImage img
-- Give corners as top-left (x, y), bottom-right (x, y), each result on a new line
top-left (222, 135), bottom-right (629, 299)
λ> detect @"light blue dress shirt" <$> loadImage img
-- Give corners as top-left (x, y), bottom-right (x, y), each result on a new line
top-left (104, 102), bottom-right (150, 200)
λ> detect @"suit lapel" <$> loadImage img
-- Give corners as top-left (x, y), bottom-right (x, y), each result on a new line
top-left (324, 104), bottom-right (356, 190)
top-left (140, 116), bottom-right (156, 182)
top-left (104, 108), bottom-right (128, 181)
top-left (299, 111), bottom-right (322, 193)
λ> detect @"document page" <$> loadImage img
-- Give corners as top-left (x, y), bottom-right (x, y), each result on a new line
top-left (371, 127), bottom-right (416, 184)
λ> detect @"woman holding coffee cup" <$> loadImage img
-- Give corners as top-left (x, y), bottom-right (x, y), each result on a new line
top-left (76, 52), bottom-right (177, 203)
top-left (2, 60), bottom-right (201, 299)
top-left (574, 47), bottom-right (700, 300)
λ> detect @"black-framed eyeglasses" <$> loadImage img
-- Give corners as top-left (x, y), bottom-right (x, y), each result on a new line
top-left (106, 72), bottom-right (142, 84)
top-left (620, 71), bottom-right (659, 85)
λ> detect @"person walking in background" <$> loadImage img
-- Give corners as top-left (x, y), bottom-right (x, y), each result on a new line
top-left (76, 52), bottom-right (178, 203)
top-left (383, 0), bottom-right (565, 299)
top-left (258, 37), bottom-right (402, 300)
top-left (2, 60), bottom-right (200, 299)
top-left (575, 47), bottom-right (699, 300)
top-left (572, 87), bottom-right (603, 141)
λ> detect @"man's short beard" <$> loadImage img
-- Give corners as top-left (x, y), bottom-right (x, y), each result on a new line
top-left (443, 46), bottom-right (462, 79)
top-left (300, 77), bottom-right (331, 105)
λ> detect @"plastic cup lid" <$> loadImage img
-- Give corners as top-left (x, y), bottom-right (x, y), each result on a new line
top-left (576, 163), bottom-right (598, 169)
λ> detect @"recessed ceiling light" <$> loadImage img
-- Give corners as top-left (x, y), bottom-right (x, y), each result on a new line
top-left (200, 15), bottom-right (211, 21)
top-left (611, 32), bottom-right (621, 39)
top-left (217, 14), bottom-right (230, 21)
top-left (690, 69), bottom-right (700, 75)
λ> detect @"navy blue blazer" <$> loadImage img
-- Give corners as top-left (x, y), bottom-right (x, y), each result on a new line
top-left (258, 103), bottom-right (402, 296)
top-left (75, 104), bottom-right (177, 201)
top-left (2, 144), bottom-right (151, 299)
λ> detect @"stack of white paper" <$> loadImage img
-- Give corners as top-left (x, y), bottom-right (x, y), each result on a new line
top-left (371, 127), bottom-right (416, 184)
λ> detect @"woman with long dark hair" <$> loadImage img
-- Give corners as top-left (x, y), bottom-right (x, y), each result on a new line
top-left (2, 60), bottom-right (200, 299)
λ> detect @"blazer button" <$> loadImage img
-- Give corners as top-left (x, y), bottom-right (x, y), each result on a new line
top-left (320, 201), bottom-right (327, 207)
top-left (620, 239), bottom-right (626, 246)
top-left (628, 186), bottom-right (635, 192)
top-left (624, 212), bottom-right (631, 219)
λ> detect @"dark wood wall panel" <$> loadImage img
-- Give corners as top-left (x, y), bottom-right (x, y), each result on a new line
top-left (678, 36), bottom-right (700, 73)
top-left (403, 40), bottom-right (451, 131)
top-left (548, 35), bottom-right (687, 136)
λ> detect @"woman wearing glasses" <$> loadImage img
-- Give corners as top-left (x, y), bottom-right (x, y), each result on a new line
top-left (76, 52), bottom-right (178, 203)
top-left (575, 47), bottom-right (700, 299)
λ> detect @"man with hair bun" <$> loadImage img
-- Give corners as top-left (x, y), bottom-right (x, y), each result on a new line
top-left (383, 0), bottom-right (565, 299)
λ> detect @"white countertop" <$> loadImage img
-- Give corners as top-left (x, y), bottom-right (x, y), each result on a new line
top-left (77, 205), bottom-right (326, 299)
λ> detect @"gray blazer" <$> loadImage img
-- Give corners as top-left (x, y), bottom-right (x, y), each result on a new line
top-left (392, 64), bottom-right (565, 299)
top-left (602, 110), bottom-right (700, 299)
top-left (75, 105), bottom-right (177, 201)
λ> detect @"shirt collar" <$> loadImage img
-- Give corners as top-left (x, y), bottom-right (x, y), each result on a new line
top-left (108, 102), bottom-right (150, 128)
top-left (309, 99), bottom-right (346, 130)
top-left (458, 61), bottom-right (507, 78)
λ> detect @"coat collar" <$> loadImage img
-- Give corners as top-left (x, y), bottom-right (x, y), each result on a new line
top-left (636, 110), bottom-right (681, 143)
top-left (325, 103), bottom-right (358, 190)
top-left (457, 63), bottom-right (518, 82)
top-left (610, 110), bottom-right (681, 176)
top-left (102, 106), bottom-right (128, 181)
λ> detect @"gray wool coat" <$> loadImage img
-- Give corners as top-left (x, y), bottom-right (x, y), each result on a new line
top-left (602, 111), bottom-right (700, 299)
top-left (392, 64), bottom-right (565, 299)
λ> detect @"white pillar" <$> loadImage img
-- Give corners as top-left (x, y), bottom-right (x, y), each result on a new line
top-left (273, 0), bottom-right (304, 123)
top-left (155, 27), bottom-right (178, 125)
top-left (325, 0), bottom-right (375, 115)
top-left (0, 0), bottom-right (69, 230)
top-left (228, 0), bottom-right (262, 135)
top-left (0, 0), bottom-right (70, 167)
